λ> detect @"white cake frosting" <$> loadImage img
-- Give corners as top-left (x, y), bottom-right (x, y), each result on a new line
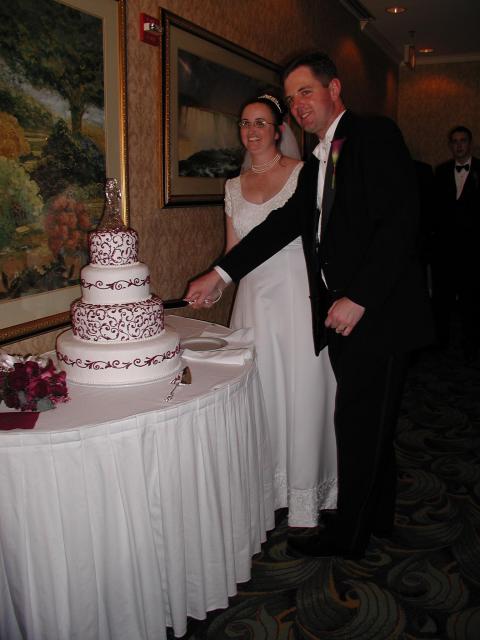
top-left (57, 218), bottom-right (181, 386)
top-left (81, 262), bottom-right (150, 304)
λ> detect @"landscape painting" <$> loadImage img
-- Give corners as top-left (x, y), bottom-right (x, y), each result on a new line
top-left (161, 10), bottom-right (280, 207)
top-left (0, 0), bottom-right (127, 343)
top-left (177, 49), bottom-right (275, 179)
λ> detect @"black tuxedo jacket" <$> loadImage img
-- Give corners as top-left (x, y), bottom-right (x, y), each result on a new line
top-left (434, 157), bottom-right (480, 251)
top-left (414, 161), bottom-right (435, 264)
top-left (219, 111), bottom-right (433, 355)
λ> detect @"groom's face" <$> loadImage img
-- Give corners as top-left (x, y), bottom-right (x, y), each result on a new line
top-left (284, 65), bottom-right (339, 140)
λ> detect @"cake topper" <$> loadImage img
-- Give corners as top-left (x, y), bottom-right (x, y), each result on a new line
top-left (98, 178), bottom-right (125, 230)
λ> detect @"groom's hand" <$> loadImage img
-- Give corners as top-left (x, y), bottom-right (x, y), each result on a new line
top-left (325, 297), bottom-right (365, 337)
top-left (184, 270), bottom-right (224, 309)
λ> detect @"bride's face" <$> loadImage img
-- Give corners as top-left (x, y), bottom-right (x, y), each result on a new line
top-left (239, 103), bottom-right (279, 156)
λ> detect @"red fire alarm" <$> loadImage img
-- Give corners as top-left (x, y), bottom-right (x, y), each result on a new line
top-left (140, 13), bottom-right (161, 46)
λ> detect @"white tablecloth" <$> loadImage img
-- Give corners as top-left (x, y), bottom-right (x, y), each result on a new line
top-left (0, 316), bottom-right (274, 640)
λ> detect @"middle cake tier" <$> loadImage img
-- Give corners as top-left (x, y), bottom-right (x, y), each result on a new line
top-left (81, 262), bottom-right (150, 304)
top-left (71, 294), bottom-right (164, 343)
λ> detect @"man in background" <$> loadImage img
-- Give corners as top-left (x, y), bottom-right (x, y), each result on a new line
top-left (432, 126), bottom-right (480, 362)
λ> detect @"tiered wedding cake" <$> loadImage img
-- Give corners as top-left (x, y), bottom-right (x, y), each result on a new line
top-left (56, 179), bottom-right (181, 385)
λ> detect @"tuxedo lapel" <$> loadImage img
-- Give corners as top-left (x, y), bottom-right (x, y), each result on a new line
top-left (320, 111), bottom-right (350, 237)
top-left (460, 158), bottom-right (480, 199)
top-left (301, 154), bottom-right (321, 256)
top-left (321, 152), bottom-right (335, 237)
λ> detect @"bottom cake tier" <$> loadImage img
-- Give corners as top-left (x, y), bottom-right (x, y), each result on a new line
top-left (56, 327), bottom-right (181, 386)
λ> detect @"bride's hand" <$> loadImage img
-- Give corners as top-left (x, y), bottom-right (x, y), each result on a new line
top-left (184, 270), bottom-right (224, 309)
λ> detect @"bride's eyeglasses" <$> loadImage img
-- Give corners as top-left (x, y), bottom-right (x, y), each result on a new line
top-left (238, 118), bottom-right (274, 129)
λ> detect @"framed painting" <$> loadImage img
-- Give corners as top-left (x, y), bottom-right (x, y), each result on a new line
top-left (160, 10), bottom-right (282, 207)
top-left (0, 0), bottom-right (128, 344)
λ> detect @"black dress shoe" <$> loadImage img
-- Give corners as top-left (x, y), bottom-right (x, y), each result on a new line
top-left (286, 532), bottom-right (365, 560)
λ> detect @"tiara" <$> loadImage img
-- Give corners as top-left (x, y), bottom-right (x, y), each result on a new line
top-left (257, 94), bottom-right (282, 113)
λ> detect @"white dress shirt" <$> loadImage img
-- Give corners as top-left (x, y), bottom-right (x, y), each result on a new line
top-left (455, 157), bottom-right (471, 199)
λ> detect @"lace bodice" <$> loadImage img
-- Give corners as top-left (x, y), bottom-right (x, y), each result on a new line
top-left (225, 163), bottom-right (303, 241)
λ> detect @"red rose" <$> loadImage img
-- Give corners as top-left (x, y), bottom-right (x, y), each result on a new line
top-left (51, 382), bottom-right (67, 397)
top-left (49, 372), bottom-right (68, 399)
top-left (24, 361), bottom-right (40, 377)
top-left (39, 360), bottom-right (56, 380)
top-left (4, 388), bottom-right (20, 409)
top-left (9, 364), bottom-right (28, 391)
top-left (28, 378), bottom-right (49, 398)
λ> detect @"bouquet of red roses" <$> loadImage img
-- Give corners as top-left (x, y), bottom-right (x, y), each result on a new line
top-left (0, 353), bottom-right (69, 412)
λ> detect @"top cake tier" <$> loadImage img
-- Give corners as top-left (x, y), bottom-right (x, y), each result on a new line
top-left (89, 228), bottom-right (138, 266)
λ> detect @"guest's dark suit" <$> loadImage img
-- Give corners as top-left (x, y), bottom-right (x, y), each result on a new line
top-left (219, 111), bottom-right (434, 554)
top-left (432, 157), bottom-right (480, 354)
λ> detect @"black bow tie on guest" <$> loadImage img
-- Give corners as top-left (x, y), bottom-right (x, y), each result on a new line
top-left (456, 164), bottom-right (470, 172)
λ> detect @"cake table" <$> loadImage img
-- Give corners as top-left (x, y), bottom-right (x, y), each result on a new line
top-left (0, 315), bottom-right (274, 640)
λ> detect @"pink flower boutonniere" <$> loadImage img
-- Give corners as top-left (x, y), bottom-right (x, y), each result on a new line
top-left (331, 137), bottom-right (346, 189)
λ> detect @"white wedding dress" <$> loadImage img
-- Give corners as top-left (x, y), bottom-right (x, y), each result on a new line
top-left (225, 163), bottom-right (338, 526)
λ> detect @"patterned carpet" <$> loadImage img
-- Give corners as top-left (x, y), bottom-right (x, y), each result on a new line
top-left (172, 336), bottom-right (480, 639)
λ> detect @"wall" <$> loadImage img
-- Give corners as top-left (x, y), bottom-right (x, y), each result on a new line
top-left (4, 0), bottom-right (397, 355)
top-left (398, 60), bottom-right (480, 168)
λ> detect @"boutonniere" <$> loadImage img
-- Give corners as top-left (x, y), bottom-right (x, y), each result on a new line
top-left (331, 137), bottom-right (346, 189)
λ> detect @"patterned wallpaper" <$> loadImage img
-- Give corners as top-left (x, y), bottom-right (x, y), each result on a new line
top-left (5, 0), bottom-right (397, 355)
top-left (398, 61), bottom-right (480, 169)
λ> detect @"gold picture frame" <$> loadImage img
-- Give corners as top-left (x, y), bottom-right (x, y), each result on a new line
top-left (160, 10), bottom-right (281, 207)
top-left (0, 0), bottom-right (128, 345)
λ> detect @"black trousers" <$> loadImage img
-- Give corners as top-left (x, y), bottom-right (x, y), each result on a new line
top-left (327, 334), bottom-right (408, 552)
top-left (431, 257), bottom-right (480, 351)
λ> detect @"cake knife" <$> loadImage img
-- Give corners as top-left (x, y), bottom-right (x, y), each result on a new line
top-left (164, 366), bottom-right (192, 402)
top-left (163, 299), bottom-right (189, 309)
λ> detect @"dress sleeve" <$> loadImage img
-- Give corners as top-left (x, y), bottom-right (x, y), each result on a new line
top-left (224, 180), bottom-right (233, 217)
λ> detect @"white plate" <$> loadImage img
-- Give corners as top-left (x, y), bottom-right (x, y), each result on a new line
top-left (180, 337), bottom-right (228, 352)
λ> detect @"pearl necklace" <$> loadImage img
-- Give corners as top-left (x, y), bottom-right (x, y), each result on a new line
top-left (251, 153), bottom-right (281, 174)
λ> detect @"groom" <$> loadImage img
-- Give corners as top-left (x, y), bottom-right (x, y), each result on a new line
top-left (186, 52), bottom-right (433, 558)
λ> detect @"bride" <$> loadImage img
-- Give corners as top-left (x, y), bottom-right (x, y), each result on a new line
top-left (188, 94), bottom-right (337, 527)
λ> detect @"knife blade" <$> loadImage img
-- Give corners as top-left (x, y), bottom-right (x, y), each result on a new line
top-left (163, 299), bottom-right (189, 309)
